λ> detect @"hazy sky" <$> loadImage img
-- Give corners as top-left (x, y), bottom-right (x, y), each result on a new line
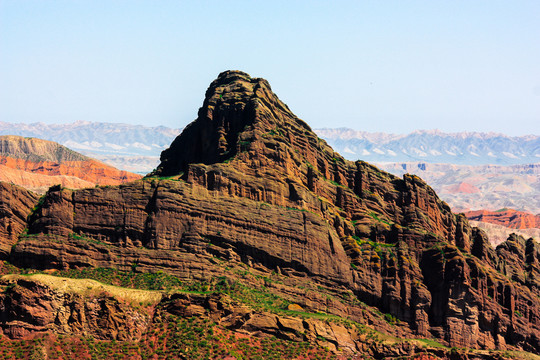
top-left (1, 1), bottom-right (539, 135)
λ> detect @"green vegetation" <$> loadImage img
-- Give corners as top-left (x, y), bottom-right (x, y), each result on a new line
top-left (0, 261), bottom-right (21, 275)
top-left (352, 236), bottom-right (396, 250)
top-left (28, 194), bottom-right (47, 219)
top-left (151, 172), bottom-right (184, 181)
top-left (49, 267), bottom-right (185, 291)
top-left (68, 233), bottom-right (87, 241)
top-left (157, 316), bottom-right (334, 360)
top-left (415, 338), bottom-right (447, 348)
top-left (238, 140), bottom-right (252, 149)
top-left (368, 212), bottom-right (393, 226)
top-left (17, 265), bottom-right (347, 324)
top-left (0, 316), bottom-right (336, 360)
top-left (383, 313), bottom-right (399, 325)
top-left (0, 263), bottom-right (340, 359)
top-left (4, 263), bottom-right (530, 359)
top-left (67, 233), bottom-right (109, 247)
top-left (352, 236), bottom-right (398, 266)
top-left (331, 157), bottom-right (344, 165)
top-left (328, 179), bottom-right (340, 187)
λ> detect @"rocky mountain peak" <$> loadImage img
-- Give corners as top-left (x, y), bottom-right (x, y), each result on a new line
top-left (3, 71), bottom-right (540, 356)
top-left (153, 70), bottom-right (318, 176)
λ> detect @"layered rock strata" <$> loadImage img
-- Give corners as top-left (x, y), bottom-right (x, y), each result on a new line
top-left (0, 135), bottom-right (141, 193)
top-left (0, 182), bottom-right (38, 259)
top-left (1, 71), bottom-right (539, 354)
top-left (466, 209), bottom-right (540, 230)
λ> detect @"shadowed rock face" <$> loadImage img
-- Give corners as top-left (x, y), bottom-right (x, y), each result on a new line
top-left (0, 182), bottom-right (38, 259)
top-left (2, 71), bottom-right (540, 353)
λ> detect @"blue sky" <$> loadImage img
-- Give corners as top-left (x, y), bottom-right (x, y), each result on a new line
top-left (1, 1), bottom-right (539, 135)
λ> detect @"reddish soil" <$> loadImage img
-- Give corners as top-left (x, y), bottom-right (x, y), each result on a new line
top-left (465, 208), bottom-right (540, 229)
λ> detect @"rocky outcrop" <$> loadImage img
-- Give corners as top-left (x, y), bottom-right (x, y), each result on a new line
top-left (0, 135), bottom-right (86, 162)
top-left (0, 274), bottom-right (156, 340)
top-left (17, 180), bottom-right (351, 287)
top-left (466, 209), bottom-right (540, 230)
top-left (0, 135), bottom-right (141, 193)
top-left (0, 274), bottom-right (517, 360)
top-left (3, 71), bottom-right (540, 355)
top-left (0, 182), bottom-right (38, 259)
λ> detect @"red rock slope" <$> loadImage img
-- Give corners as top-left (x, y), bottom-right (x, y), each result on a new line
top-left (466, 208), bottom-right (540, 229)
top-left (0, 135), bottom-right (141, 193)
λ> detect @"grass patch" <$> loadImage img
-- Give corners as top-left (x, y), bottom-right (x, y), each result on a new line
top-left (0, 316), bottom-right (337, 360)
top-left (368, 212), bottom-right (393, 226)
top-left (47, 267), bottom-right (185, 292)
top-left (414, 338), bottom-right (447, 348)
top-left (1, 274), bottom-right (162, 306)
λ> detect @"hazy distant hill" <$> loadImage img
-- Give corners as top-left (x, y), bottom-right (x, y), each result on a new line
top-left (316, 128), bottom-right (540, 214)
top-left (0, 121), bottom-right (180, 156)
top-left (377, 162), bottom-right (540, 214)
top-left (1, 122), bottom-right (538, 212)
top-left (315, 128), bottom-right (540, 165)
top-left (0, 121), bottom-right (181, 174)
top-left (2, 122), bottom-right (538, 171)
top-left (0, 135), bottom-right (141, 193)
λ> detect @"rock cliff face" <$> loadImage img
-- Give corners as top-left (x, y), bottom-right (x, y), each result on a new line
top-left (0, 135), bottom-right (142, 193)
top-left (2, 71), bottom-right (540, 356)
top-left (0, 274), bottom-right (155, 341)
top-left (0, 182), bottom-right (38, 259)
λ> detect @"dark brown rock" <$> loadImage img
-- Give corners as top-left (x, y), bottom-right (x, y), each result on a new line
top-left (0, 182), bottom-right (38, 259)
top-left (3, 70), bottom-right (540, 355)
top-left (0, 275), bottom-right (152, 340)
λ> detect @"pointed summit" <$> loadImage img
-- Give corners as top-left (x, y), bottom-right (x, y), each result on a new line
top-left (152, 71), bottom-right (458, 251)
top-left (5, 70), bottom-right (540, 354)
top-left (153, 70), bottom-right (319, 176)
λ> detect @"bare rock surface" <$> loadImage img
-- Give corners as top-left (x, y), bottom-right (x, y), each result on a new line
top-left (0, 182), bottom-right (38, 259)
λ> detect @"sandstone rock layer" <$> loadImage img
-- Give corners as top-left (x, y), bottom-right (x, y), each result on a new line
top-left (1, 71), bottom-right (539, 355)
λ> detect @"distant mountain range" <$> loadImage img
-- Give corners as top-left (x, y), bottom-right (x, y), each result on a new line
top-left (0, 121), bottom-right (181, 174)
top-left (1, 122), bottom-right (538, 170)
top-left (1, 121), bottom-right (538, 214)
top-left (0, 121), bottom-right (181, 156)
top-left (315, 128), bottom-right (540, 165)
top-left (378, 162), bottom-right (540, 214)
